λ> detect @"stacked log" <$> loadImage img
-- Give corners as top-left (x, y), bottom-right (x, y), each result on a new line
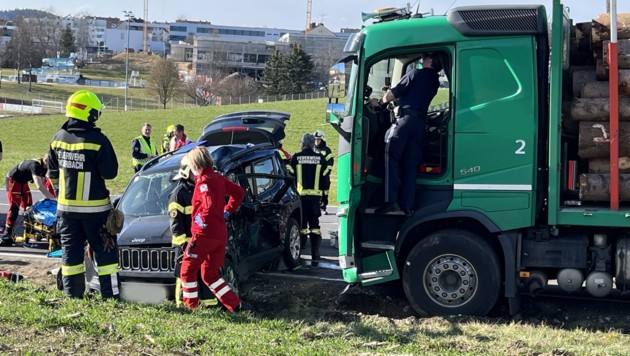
top-left (569, 13), bottom-right (630, 201)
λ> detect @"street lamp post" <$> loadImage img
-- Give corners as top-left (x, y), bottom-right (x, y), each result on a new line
top-left (123, 10), bottom-right (134, 112)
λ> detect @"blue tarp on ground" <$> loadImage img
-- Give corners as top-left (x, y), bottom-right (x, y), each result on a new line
top-left (31, 199), bottom-right (57, 227)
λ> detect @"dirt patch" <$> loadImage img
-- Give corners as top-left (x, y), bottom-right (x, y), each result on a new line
top-left (86, 53), bottom-right (161, 72)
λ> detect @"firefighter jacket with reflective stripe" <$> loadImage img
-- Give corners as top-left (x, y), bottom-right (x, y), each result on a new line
top-left (131, 135), bottom-right (158, 167)
top-left (48, 119), bottom-right (118, 218)
top-left (168, 178), bottom-right (194, 246)
top-left (287, 148), bottom-right (328, 196)
top-left (314, 139), bottom-right (334, 177)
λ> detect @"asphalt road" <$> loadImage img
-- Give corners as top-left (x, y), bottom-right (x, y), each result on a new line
top-left (0, 188), bottom-right (341, 267)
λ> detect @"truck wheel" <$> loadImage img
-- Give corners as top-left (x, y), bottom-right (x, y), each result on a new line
top-left (221, 258), bottom-right (240, 296)
top-left (403, 229), bottom-right (500, 316)
top-left (282, 218), bottom-right (301, 270)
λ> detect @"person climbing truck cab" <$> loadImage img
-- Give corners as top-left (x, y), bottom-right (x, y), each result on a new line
top-left (313, 130), bottom-right (334, 214)
top-left (1, 155), bottom-right (57, 246)
top-left (48, 90), bottom-right (120, 299)
top-left (287, 133), bottom-right (328, 263)
top-left (168, 156), bottom-right (217, 307)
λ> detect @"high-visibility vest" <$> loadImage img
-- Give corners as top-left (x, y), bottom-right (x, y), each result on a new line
top-left (132, 136), bottom-right (158, 167)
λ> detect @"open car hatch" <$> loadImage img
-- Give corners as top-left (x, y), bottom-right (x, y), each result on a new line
top-left (198, 111), bottom-right (290, 148)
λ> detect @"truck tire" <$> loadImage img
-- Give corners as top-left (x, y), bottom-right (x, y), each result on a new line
top-left (282, 218), bottom-right (301, 270)
top-left (403, 229), bottom-right (501, 316)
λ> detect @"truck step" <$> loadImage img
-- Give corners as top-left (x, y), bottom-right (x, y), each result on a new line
top-left (358, 269), bottom-right (393, 280)
top-left (360, 241), bottom-right (395, 250)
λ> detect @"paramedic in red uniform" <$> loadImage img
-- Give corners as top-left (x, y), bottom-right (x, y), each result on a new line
top-left (2, 155), bottom-right (57, 246)
top-left (179, 146), bottom-right (246, 311)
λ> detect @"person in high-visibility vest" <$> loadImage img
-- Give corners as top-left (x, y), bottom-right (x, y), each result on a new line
top-left (131, 123), bottom-right (158, 173)
top-left (161, 124), bottom-right (176, 154)
top-left (48, 90), bottom-right (119, 299)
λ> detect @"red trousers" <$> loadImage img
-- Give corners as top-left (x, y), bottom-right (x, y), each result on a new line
top-left (180, 234), bottom-right (241, 311)
top-left (5, 179), bottom-right (33, 228)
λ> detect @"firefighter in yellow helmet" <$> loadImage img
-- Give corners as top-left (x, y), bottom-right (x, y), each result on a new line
top-left (161, 124), bottom-right (176, 154)
top-left (48, 90), bottom-right (120, 299)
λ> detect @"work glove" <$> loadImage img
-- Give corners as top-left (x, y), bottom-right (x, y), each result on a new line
top-left (224, 211), bottom-right (230, 221)
top-left (194, 214), bottom-right (207, 229)
top-left (105, 208), bottom-right (125, 236)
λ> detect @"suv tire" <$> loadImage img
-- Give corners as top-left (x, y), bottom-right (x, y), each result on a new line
top-left (282, 217), bottom-right (301, 269)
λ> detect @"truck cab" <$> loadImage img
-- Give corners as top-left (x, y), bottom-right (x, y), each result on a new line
top-left (329, 1), bottom-right (629, 316)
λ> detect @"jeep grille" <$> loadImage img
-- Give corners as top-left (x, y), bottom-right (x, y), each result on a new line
top-left (119, 247), bottom-right (176, 272)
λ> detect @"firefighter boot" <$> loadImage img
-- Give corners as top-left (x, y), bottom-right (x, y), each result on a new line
top-left (310, 233), bottom-right (322, 266)
top-left (0, 226), bottom-right (14, 247)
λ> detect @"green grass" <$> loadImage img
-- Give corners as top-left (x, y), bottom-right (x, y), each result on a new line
top-left (2, 280), bottom-right (630, 355)
top-left (0, 98), bottom-right (338, 202)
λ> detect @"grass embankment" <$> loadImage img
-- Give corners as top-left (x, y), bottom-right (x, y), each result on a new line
top-left (0, 99), bottom-right (337, 200)
top-left (1, 280), bottom-right (629, 355)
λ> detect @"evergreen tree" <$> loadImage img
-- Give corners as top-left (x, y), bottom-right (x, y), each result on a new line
top-left (284, 44), bottom-right (314, 94)
top-left (60, 26), bottom-right (76, 57)
top-left (261, 48), bottom-right (286, 95)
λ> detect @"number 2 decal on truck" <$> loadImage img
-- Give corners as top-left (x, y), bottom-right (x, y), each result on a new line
top-left (515, 139), bottom-right (526, 155)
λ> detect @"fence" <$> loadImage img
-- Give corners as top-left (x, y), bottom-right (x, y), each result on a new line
top-left (0, 89), bottom-right (329, 113)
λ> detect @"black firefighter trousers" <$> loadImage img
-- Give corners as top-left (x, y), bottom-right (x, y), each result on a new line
top-left (58, 211), bottom-right (120, 299)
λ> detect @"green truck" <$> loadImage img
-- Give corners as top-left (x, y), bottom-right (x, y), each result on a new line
top-left (327, 0), bottom-right (627, 316)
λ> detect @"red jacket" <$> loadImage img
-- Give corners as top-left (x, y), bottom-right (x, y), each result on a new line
top-left (191, 167), bottom-right (244, 238)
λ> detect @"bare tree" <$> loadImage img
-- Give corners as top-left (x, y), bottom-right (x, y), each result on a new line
top-left (214, 72), bottom-right (259, 98)
top-left (148, 57), bottom-right (182, 109)
top-left (6, 16), bottom-right (45, 89)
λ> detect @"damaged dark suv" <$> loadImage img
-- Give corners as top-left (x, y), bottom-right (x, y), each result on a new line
top-left (85, 111), bottom-right (302, 303)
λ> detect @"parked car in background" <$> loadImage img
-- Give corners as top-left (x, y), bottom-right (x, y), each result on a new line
top-left (69, 111), bottom-right (303, 303)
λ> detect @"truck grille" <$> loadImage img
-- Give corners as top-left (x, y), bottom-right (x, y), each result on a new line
top-left (118, 247), bottom-right (176, 272)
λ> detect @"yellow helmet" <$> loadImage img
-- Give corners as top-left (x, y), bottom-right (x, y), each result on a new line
top-left (167, 124), bottom-right (175, 133)
top-left (66, 90), bottom-right (104, 123)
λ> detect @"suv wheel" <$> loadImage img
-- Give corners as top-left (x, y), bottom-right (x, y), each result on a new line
top-left (221, 258), bottom-right (240, 296)
top-left (282, 217), bottom-right (301, 270)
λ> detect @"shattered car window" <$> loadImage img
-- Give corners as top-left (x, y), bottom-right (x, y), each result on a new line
top-left (119, 171), bottom-right (176, 216)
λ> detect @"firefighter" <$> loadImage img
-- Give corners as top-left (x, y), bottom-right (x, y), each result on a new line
top-left (131, 123), bottom-right (158, 173)
top-left (180, 146), bottom-right (245, 311)
top-left (1, 155), bottom-right (57, 246)
top-left (48, 90), bottom-right (119, 299)
top-left (287, 133), bottom-right (328, 263)
top-left (313, 130), bottom-right (334, 214)
top-left (168, 156), bottom-right (217, 307)
top-left (161, 124), bottom-right (176, 154)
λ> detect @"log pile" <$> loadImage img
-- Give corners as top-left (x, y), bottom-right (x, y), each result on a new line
top-left (570, 13), bottom-right (630, 201)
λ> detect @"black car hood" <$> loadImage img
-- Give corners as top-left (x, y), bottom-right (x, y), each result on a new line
top-left (118, 215), bottom-right (170, 246)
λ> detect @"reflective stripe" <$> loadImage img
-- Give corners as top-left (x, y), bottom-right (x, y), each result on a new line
top-left (168, 202), bottom-right (185, 213)
top-left (200, 298), bottom-right (219, 306)
top-left (175, 278), bottom-right (182, 306)
top-left (51, 141), bottom-right (101, 151)
top-left (314, 164), bottom-right (321, 191)
top-left (110, 273), bottom-right (119, 295)
top-left (300, 229), bottom-right (310, 234)
top-left (185, 206), bottom-right (192, 214)
top-left (323, 191), bottom-right (329, 196)
top-left (300, 189), bottom-right (322, 196)
top-left (57, 196), bottom-right (111, 207)
top-left (287, 165), bottom-right (295, 174)
top-left (216, 285), bottom-right (231, 298)
top-left (172, 234), bottom-right (190, 246)
top-left (83, 172), bottom-right (92, 201)
top-left (57, 204), bottom-right (112, 213)
top-left (311, 228), bottom-right (321, 235)
top-left (296, 165), bottom-right (303, 192)
top-left (325, 153), bottom-right (334, 161)
top-left (323, 167), bottom-right (332, 176)
top-left (76, 171), bottom-right (84, 204)
top-left (183, 291), bottom-right (198, 298)
top-left (453, 184), bottom-right (532, 191)
top-left (209, 278), bottom-right (226, 290)
top-left (182, 281), bottom-right (198, 289)
top-left (62, 263), bottom-right (84, 276)
top-left (98, 263), bottom-right (119, 276)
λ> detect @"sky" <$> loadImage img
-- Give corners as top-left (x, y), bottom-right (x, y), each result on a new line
top-left (4, 1), bottom-right (630, 32)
